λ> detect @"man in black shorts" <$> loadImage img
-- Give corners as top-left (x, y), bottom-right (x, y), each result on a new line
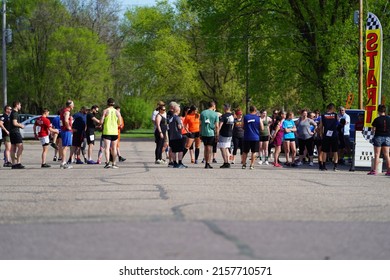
top-left (0, 105), bottom-right (12, 167)
top-left (86, 105), bottom-right (101, 164)
top-left (319, 103), bottom-right (339, 171)
top-left (168, 104), bottom-right (187, 168)
top-left (69, 106), bottom-right (87, 164)
top-left (9, 101), bottom-right (25, 169)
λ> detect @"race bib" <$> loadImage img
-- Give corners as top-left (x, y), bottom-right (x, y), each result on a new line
top-left (326, 130), bottom-right (333, 137)
top-left (89, 135), bottom-right (95, 141)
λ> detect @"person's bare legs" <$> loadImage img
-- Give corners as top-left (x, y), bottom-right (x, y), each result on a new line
top-left (382, 146), bottom-right (390, 173)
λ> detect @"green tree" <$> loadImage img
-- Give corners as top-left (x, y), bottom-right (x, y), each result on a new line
top-left (46, 26), bottom-right (112, 108)
top-left (120, 1), bottom-right (201, 106)
top-left (7, 0), bottom-right (70, 112)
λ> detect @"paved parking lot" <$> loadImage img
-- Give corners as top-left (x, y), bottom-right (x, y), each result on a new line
top-left (0, 139), bottom-right (389, 259)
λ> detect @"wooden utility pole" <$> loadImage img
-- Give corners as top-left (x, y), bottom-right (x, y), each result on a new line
top-left (358, 0), bottom-right (364, 109)
top-left (2, 0), bottom-right (7, 108)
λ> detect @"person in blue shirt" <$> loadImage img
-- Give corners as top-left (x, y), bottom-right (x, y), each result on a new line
top-left (69, 106), bottom-right (87, 164)
top-left (242, 105), bottom-right (263, 169)
top-left (282, 111), bottom-right (297, 166)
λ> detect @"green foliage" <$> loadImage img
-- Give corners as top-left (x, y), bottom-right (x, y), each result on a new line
top-left (120, 2), bottom-right (201, 105)
top-left (46, 26), bottom-right (112, 108)
top-left (120, 96), bottom-right (154, 130)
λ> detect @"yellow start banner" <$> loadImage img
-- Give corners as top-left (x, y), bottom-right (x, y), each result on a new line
top-left (364, 13), bottom-right (382, 127)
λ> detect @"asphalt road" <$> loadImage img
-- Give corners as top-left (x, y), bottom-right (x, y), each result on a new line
top-left (0, 139), bottom-right (389, 260)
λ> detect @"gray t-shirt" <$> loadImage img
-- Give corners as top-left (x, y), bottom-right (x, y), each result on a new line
top-left (297, 118), bottom-right (316, 140)
top-left (168, 115), bottom-right (183, 140)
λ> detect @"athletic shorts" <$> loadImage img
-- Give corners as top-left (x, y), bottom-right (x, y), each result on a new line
top-left (322, 137), bottom-right (338, 153)
top-left (10, 132), bottom-right (23, 145)
top-left (169, 139), bottom-right (184, 153)
top-left (217, 136), bottom-right (232, 149)
top-left (72, 132), bottom-right (84, 147)
top-left (188, 132), bottom-right (200, 139)
top-left (343, 135), bottom-right (351, 148)
top-left (202, 136), bottom-right (215, 146)
top-left (102, 135), bottom-right (118, 141)
top-left (39, 136), bottom-right (50, 146)
top-left (243, 140), bottom-right (259, 153)
top-left (61, 131), bottom-right (73, 147)
top-left (86, 130), bottom-right (95, 145)
top-left (260, 135), bottom-right (270, 142)
top-left (314, 138), bottom-right (322, 148)
top-left (373, 136), bottom-right (390, 147)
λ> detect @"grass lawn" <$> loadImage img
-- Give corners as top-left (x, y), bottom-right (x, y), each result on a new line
top-left (121, 128), bottom-right (154, 139)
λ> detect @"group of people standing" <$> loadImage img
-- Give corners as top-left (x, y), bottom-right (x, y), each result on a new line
top-left (0, 98), bottom-right (126, 169)
top-left (152, 100), bottom-right (390, 175)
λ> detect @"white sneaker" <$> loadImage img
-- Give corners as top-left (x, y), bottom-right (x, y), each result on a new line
top-left (155, 159), bottom-right (162, 164)
top-left (296, 161), bottom-right (303, 166)
top-left (258, 161), bottom-right (263, 165)
top-left (60, 163), bottom-right (73, 169)
top-left (111, 164), bottom-right (119, 169)
top-left (309, 162), bottom-right (314, 166)
top-left (264, 161), bottom-right (269, 165)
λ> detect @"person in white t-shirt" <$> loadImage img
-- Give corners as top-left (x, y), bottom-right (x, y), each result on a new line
top-left (338, 106), bottom-right (351, 164)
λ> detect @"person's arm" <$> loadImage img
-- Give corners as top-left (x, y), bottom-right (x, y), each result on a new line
top-left (199, 114), bottom-right (203, 137)
top-left (371, 119), bottom-right (376, 135)
top-left (318, 119), bottom-right (323, 138)
top-left (48, 120), bottom-right (59, 135)
top-left (291, 123), bottom-right (297, 132)
top-left (177, 116), bottom-right (183, 130)
top-left (282, 121), bottom-right (289, 133)
top-left (217, 118), bottom-right (223, 135)
top-left (64, 111), bottom-right (71, 130)
top-left (155, 115), bottom-right (164, 139)
top-left (259, 117), bottom-right (264, 131)
top-left (118, 116), bottom-right (124, 130)
top-left (214, 116), bottom-right (219, 138)
top-left (100, 109), bottom-right (107, 127)
top-left (49, 126), bottom-right (59, 134)
top-left (116, 110), bottom-right (123, 128)
top-left (12, 118), bottom-right (24, 129)
top-left (0, 120), bottom-right (8, 135)
top-left (270, 123), bottom-right (280, 142)
top-left (92, 116), bottom-right (101, 125)
top-left (33, 121), bottom-right (38, 139)
top-left (267, 117), bottom-right (272, 134)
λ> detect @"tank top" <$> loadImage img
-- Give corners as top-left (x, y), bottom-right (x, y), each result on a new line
top-left (260, 117), bottom-right (269, 137)
top-left (157, 114), bottom-right (168, 133)
top-left (103, 107), bottom-right (118, 135)
top-left (60, 108), bottom-right (73, 131)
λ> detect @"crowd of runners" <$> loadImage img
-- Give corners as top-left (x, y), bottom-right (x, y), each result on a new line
top-left (1, 98), bottom-right (389, 175)
top-left (0, 98), bottom-right (125, 169)
top-left (152, 100), bottom-right (390, 175)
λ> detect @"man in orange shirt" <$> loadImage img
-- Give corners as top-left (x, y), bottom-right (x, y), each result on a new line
top-left (184, 105), bottom-right (201, 163)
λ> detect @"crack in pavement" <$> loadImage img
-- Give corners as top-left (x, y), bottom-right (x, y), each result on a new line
top-left (202, 220), bottom-right (258, 260)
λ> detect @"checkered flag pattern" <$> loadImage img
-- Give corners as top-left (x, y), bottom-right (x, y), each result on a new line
top-left (362, 127), bottom-right (374, 144)
top-left (367, 13), bottom-right (381, 30)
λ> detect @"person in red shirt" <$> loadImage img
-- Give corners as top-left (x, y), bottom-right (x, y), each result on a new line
top-left (354, 113), bottom-right (364, 131)
top-left (33, 108), bottom-right (59, 168)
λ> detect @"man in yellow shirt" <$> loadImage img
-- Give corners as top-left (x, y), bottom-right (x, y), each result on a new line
top-left (100, 98), bottom-right (122, 169)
